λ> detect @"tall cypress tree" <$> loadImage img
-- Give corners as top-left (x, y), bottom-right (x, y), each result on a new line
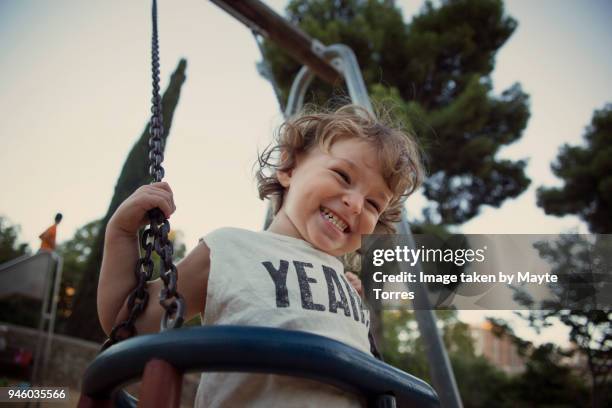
top-left (66, 59), bottom-right (187, 341)
top-left (263, 0), bottom-right (531, 226)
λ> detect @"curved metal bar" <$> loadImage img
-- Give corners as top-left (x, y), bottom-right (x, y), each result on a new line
top-left (284, 43), bottom-right (373, 119)
top-left (322, 44), bottom-right (373, 113)
top-left (82, 326), bottom-right (439, 408)
top-left (284, 65), bottom-right (315, 118)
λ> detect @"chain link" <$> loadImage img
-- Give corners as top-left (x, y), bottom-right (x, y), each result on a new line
top-left (102, 0), bottom-right (184, 352)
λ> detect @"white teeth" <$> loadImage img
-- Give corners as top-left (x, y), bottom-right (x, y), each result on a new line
top-left (321, 208), bottom-right (348, 232)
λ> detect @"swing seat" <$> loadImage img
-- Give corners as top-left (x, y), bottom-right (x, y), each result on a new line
top-left (79, 326), bottom-right (439, 408)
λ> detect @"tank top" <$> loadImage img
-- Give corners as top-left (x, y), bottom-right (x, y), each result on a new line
top-left (195, 227), bottom-right (372, 408)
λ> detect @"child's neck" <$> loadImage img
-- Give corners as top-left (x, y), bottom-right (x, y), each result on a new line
top-left (266, 211), bottom-right (304, 242)
top-left (266, 211), bottom-right (348, 258)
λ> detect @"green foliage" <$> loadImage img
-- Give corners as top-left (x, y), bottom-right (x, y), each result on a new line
top-left (537, 103), bottom-right (612, 233)
top-left (510, 343), bottom-right (589, 407)
top-left (54, 220), bottom-right (102, 333)
top-left (382, 309), bottom-right (429, 378)
top-left (0, 295), bottom-right (40, 328)
top-left (0, 216), bottom-right (31, 263)
top-left (382, 309), bottom-right (516, 407)
top-left (263, 0), bottom-right (531, 225)
top-left (66, 59), bottom-right (188, 341)
top-left (382, 309), bottom-right (475, 381)
top-left (450, 353), bottom-right (513, 408)
top-left (515, 234), bottom-right (611, 407)
top-left (382, 309), bottom-right (594, 407)
top-left (0, 217), bottom-right (36, 327)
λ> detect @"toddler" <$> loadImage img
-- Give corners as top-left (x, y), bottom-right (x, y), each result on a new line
top-left (97, 104), bottom-right (423, 407)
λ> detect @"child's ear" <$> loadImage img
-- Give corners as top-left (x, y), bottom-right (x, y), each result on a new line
top-left (276, 168), bottom-right (292, 188)
top-left (277, 149), bottom-right (292, 188)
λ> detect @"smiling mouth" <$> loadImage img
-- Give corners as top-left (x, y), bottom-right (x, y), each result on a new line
top-left (320, 207), bottom-right (350, 233)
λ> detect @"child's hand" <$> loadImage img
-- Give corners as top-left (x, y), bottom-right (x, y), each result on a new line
top-left (345, 271), bottom-right (363, 298)
top-left (108, 182), bottom-right (176, 236)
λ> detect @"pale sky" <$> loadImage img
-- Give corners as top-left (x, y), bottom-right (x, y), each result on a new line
top-left (1, 0), bottom-right (611, 346)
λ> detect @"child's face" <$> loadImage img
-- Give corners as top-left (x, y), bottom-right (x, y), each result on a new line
top-left (272, 137), bottom-right (392, 256)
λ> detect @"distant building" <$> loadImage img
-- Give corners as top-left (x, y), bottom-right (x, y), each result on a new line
top-left (470, 321), bottom-right (526, 375)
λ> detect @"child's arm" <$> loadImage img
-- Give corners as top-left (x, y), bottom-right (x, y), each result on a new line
top-left (97, 182), bottom-right (210, 336)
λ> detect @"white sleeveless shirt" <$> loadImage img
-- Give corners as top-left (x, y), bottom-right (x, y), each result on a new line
top-left (195, 227), bottom-right (372, 408)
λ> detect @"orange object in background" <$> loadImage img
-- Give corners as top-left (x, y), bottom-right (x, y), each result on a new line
top-left (39, 224), bottom-right (58, 251)
top-left (39, 213), bottom-right (62, 251)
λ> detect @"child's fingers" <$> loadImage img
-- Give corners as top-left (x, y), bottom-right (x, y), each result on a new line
top-left (151, 181), bottom-right (173, 195)
top-left (144, 191), bottom-right (175, 218)
top-left (111, 184), bottom-right (176, 234)
top-left (148, 183), bottom-right (175, 207)
top-left (345, 271), bottom-right (364, 297)
top-left (142, 183), bottom-right (173, 208)
top-left (146, 188), bottom-right (176, 212)
top-left (345, 271), bottom-right (359, 282)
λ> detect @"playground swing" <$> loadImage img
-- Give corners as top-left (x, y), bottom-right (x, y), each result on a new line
top-left (77, 1), bottom-right (443, 407)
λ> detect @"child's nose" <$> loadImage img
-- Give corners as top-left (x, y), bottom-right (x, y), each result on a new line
top-left (343, 192), bottom-right (364, 214)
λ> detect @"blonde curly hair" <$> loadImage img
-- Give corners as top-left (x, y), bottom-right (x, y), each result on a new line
top-left (256, 104), bottom-right (424, 235)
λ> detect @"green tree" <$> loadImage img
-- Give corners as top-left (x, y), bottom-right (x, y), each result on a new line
top-left (383, 310), bottom-right (596, 407)
top-left (516, 234), bottom-right (612, 408)
top-left (0, 216), bottom-right (31, 263)
top-left (510, 343), bottom-right (590, 407)
top-left (55, 220), bottom-right (102, 333)
top-left (66, 59), bottom-right (188, 341)
top-left (470, 320), bottom-right (592, 407)
top-left (382, 310), bottom-right (475, 377)
top-left (0, 217), bottom-right (36, 327)
top-left (382, 310), bottom-right (516, 407)
top-left (537, 103), bottom-right (612, 233)
top-left (450, 353), bottom-right (512, 408)
top-left (263, 0), bottom-right (531, 226)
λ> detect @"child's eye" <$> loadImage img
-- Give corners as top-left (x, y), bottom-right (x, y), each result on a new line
top-left (367, 199), bottom-right (380, 212)
top-left (333, 169), bottom-right (351, 184)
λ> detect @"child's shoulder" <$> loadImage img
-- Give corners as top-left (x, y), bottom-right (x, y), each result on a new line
top-left (199, 227), bottom-right (258, 244)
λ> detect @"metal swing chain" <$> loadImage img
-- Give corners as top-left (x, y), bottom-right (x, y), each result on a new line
top-left (102, 0), bottom-right (184, 351)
